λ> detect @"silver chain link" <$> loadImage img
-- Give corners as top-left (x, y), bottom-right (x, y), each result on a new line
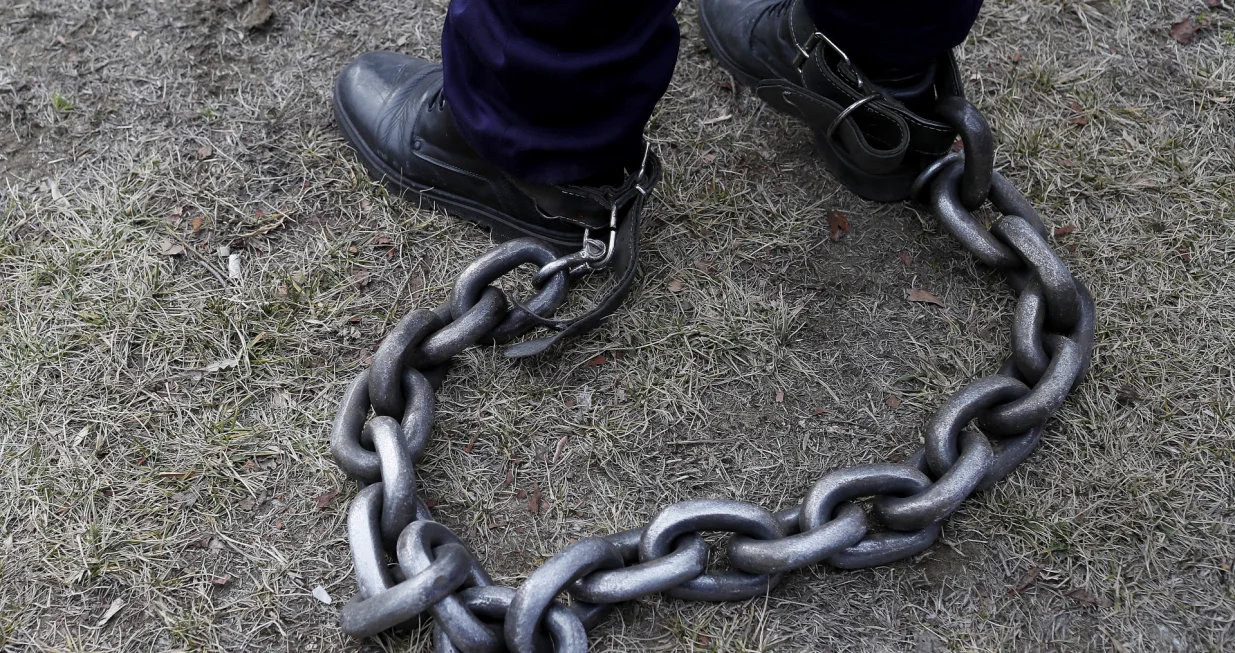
top-left (325, 98), bottom-right (1096, 652)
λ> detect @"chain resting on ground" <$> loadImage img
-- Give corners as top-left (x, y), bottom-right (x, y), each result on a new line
top-left (326, 98), bottom-right (1095, 652)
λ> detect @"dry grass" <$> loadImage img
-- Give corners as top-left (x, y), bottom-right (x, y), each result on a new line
top-left (2, 0), bottom-right (1233, 651)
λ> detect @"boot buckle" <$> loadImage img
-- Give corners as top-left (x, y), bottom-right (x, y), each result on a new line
top-left (794, 31), bottom-right (862, 90)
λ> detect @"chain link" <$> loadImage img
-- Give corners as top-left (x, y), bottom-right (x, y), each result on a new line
top-left (324, 97), bottom-right (1096, 650)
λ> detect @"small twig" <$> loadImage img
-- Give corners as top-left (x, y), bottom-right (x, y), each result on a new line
top-left (164, 230), bottom-right (229, 287)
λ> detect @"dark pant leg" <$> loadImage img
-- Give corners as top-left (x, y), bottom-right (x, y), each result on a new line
top-left (442, 0), bottom-right (680, 185)
top-left (804, 0), bottom-right (983, 69)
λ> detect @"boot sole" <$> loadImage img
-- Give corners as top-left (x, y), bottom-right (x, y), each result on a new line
top-left (697, 10), bottom-right (911, 203)
top-left (332, 86), bottom-right (579, 253)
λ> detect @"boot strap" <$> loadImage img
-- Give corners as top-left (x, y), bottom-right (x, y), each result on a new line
top-left (758, 0), bottom-right (963, 179)
top-left (504, 152), bottom-right (662, 358)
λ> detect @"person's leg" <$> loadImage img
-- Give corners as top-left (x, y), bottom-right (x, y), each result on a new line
top-left (332, 1), bottom-right (678, 250)
top-left (442, 0), bottom-right (680, 185)
top-left (803, 0), bottom-right (982, 71)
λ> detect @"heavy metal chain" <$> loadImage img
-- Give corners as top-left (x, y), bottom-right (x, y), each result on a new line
top-left (326, 98), bottom-right (1095, 652)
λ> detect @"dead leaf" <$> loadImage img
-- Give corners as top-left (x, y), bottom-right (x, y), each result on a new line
top-left (238, 497), bottom-right (256, 511)
top-left (312, 585), bottom-right (332, 605)
top-left (172, 489), bottom-right (199, 507)
top-left (241, 0), bottom-right (273, 29)
top-left (1068, 101), bottom-right (1088, 127)
top-left (1170, 18), bottom-right (1199, 44)
top-left (774, 389), bottom-right (785, 403)
top-left (464, 435), bottom-right (476, 454)
top-left (667, 279), bottom-right (684, 293)
top-left (551, 436), bottom-right (569, 464)
top-left (1115, 385), bottom-right (1140, 406)
top-left (1065, 588), bottom-right (1110, 607)
top-left (897, 250), bottom-right (913, 266)
top-left (212, 575), bottom-right (231, 586)
top-left (503, 469), bottom-right (514, 488)
top-left (313, 490), bottom-right (339, 510)
top-left (587, 354), bottom-right (607, 366)
top-left (195, 142), bottom-right (213, 160)
top-left (1053, 225), bottom-right (1078, 237)
top-left (528, 485), bottom-right (541, 514)
top-left (693, 259), bottom-right (713, 273)
top-left (160, 239), bottom-right (185, 256)
top-left (191, 216), bottom-right (205, 232)
top-left (1011, 566), bottom-right (1041, 594)
top-left (885, 396), bottom-right (902, 408)
top-left (827, 210), bottom-right (850, 242)
top-left (702, 154), bottom-right (716, 164)
top-left (516, 489), bottom-right (527, 500)
top-left (95, 598), bottom-right (125, 628)
top-left (374, 235), bottom-right (391, 246)
top-left (906, 289), bottom-right (945, 307)
top-left (1011, 52), bottom-right (1023, 64)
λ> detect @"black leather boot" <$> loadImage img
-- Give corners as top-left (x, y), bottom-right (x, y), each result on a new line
top-left (332, 51), bottom-right (657, 253)
top-left (698, 0), bottom-right (965, 201)
top-left (333, 51), bottom-right (661, 355)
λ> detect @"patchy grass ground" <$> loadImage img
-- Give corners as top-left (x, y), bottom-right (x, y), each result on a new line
top-left (2, 0), bottom-right (1233, 651)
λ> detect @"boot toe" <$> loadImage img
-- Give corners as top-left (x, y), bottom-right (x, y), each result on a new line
top-left (333, 51), bottom-right (436, 153)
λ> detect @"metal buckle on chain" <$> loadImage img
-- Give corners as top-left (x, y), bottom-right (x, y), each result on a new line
top-left (580, 202), bottom-right (619, 271)
top-left (534, 145), bottom-right (653, 286)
